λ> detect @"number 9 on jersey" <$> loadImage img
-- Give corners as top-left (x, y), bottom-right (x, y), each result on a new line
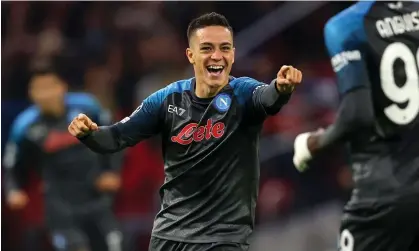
top-left (380, 42), bottom-right (419, 125)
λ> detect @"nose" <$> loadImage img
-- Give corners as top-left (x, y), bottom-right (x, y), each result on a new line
top-left (210, 49), bottom-right (223, 61)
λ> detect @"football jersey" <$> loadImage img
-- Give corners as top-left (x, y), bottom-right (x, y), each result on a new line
top-left (3, 93), bottom-right (114, 206)
top-left (110, 77), bottom-right (291, 243)
top-left (324, 1), bottom-right (419, 207)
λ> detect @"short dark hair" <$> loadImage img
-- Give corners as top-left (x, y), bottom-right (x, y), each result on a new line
top-left (32, 66), bottom-right (60, 77)
top-left (31, 56), bottom-right (75, 84)
top-left (187, 12), bottom-right (233, 43)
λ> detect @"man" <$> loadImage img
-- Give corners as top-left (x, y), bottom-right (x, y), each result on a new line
top-left (293, 2), bottom-right (419, 251)
top-left (68, 12), bottom-right (302, 251)
top-left (4, 68), bottom-right (123, 251)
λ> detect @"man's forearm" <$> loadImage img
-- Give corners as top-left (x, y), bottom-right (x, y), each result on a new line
top-left (4, 168), bottom-right (21, 193)
top-left (78, 126), bottom-right (125, 154)
top-left (314, 88), bottom-right (375, 150)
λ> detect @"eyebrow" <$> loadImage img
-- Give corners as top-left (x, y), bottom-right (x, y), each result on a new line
top-left (199, 42), bottom-right (233, 47)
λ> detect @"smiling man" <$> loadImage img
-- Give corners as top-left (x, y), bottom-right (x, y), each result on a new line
top-left (68, 12), bottom-right (302, 251)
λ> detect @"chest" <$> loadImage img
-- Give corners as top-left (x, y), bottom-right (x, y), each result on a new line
top-left (27, 110), bottom-right (83, 153)
top-left (163, 92), bottom-right (243, 147)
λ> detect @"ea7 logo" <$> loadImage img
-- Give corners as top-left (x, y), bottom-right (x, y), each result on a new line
top-left (168, 105), bottom-right (186, 116)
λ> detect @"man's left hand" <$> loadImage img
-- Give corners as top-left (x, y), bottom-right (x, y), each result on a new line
top-left (96, 172), bottom-right (121, 192)
top-left (293, 128), bottom-right (324, 172)
top-left (276, 65), bottom-right (303, 93)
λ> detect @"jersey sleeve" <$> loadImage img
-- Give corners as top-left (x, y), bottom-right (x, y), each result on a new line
top-left (324, 4), bottom-right (372, 95)
top-left (112, 90), bottom-right (163, 146)
top-left (66, 92), bottom-right (123, 171)
top-left (315, 2), bottom-right (376, 150)
top-left (234, 77), bottom-right (292, 121)
top-left (79, 82), bottom-right (189, 154)
top-left (3, 107), bottom-right (39, 192)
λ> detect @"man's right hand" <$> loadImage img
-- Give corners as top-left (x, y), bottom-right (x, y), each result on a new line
top-left (7, 190), bottom-right (29, 210)
top-left (68, 113), bottom-right (99, 137)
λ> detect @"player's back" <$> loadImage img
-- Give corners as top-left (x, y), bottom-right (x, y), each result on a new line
top-left (326, 1), bottom-right (419, 207)
top-left (364, 1), bottom-right (419, 139)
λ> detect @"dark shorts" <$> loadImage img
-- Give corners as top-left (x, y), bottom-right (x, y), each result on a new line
top-left (46, 199), bottom-right (122, 251)
top-left (149, 237), bottom-right (249, 251)
top-left (339, 198), bottom-right (419, 251)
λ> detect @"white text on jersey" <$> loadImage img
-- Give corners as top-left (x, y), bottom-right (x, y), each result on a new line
top-left (376, 10), bottom-right (419, 38)
top-left (331, 50), bottom-right (362, 72)
top-left (168, 105), bottom-right (186, 116)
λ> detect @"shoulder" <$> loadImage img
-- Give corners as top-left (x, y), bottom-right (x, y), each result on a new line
top-left (65, 92), bottom-right (101, 111)
top-left (10, 105), bottom-right (40, 142)
top-left (229, 77), bottom-right (266, 103)
top-left (229, 76), bottom-right (262, 87)
top-left (230, 76), bottom-right (265, 93)
top-left (324, 1), bottom-right (374, 51)
top-left (145, 78), bottom-right (193, 105)
top-left (228, 76), bottom-right (267, 105)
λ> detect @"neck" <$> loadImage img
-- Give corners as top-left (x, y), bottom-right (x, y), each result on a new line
top-left (195, 78), bottom-right (227, 99)
top-left (42, 102), bottom-right (66, 117)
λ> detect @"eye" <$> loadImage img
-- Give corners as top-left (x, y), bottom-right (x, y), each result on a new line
top-left (201, 47), bottom-right (211, 51)
top-left (221, 46), bottom-right (231, 51)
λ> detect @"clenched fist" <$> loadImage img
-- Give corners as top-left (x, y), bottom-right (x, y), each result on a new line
top-left (96, 172), bottom-right (121, 192)
top-left (7, 190), bottom-right (29, 210)
top-left (276, 65), bottom-right (303, 93)
top-left (68, 113), bottom-right (99, 137)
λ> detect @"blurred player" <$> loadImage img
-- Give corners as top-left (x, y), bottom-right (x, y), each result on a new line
top-left (293, 1), bottom-right (419, 251)
top-left (4, 68), bottom-right (123, 251)
top-left (68, 12), bottom-right (302, 251)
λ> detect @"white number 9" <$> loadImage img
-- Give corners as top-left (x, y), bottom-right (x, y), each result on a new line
top-left (380, 42), bottom-right (419, 125)
top-left (339, 229), bottom-right (354, 251)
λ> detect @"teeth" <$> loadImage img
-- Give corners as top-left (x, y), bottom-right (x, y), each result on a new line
top-left (207, 65), bottom-right (224, 70)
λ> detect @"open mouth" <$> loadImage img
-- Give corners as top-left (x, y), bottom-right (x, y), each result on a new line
top-left (206, 65), bottom-right (225, 77)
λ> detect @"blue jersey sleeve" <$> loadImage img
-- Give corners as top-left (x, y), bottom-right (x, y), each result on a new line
top-left (324, 1), bottom-right (374, 95)
top-left (3, 106), bottom-right (40, 192)
top-left (3, 106), bottom-right (39, 170)
top-left (231, 77), bottom-right (266, 106)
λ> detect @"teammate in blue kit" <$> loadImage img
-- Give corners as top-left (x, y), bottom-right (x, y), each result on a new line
top-left (69, 12), bottom-right (302, 251)
top-left (4, 68), bottom-right (123, 251)
top-left (293, 2), bottom-right (419, 251)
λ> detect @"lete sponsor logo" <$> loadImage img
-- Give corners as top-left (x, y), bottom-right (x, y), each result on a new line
top-left (171, 119), bottom-right (225, 145)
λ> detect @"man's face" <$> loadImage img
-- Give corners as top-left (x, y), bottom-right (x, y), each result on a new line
top-left (29, 74), bottom-right (67, 112)
top-left (186, 25), bottom-right (235, 89)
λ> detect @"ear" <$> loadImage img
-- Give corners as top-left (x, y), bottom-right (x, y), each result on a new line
top-left (62, 82), bottom-right (68, 92)
top-left (56, 77), bottom-right (68, 93)
top-left (232, 47), bottom-right (236, 64)
top-left (186, 47), bottom-right (194, 64)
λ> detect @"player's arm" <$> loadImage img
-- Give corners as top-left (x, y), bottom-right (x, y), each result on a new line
top-left (3, 120), bottom-right (35, 209)
top-left (293, 17), bottom-right (375, 171)
top-left (84, 100), bottom-right (125, 192)
top-left (251, 66), bottom-right (302, 116)
top-left (3, 142), bottom-right (25, 194)
top-left (69, 91), bottom-right (163, 154)
top-left (85, 98), bottom-right (124, 172)
top-left (309, 89), bottom-right (374, 150)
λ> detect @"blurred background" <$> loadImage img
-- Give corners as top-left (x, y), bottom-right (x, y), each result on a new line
top-left (2, 1), bottom-right (355, 251)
